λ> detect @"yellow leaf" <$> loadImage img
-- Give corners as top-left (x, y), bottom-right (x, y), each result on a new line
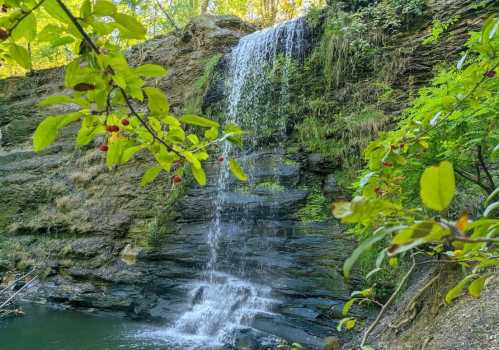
top-left (420, 161), bottom-right (455, 211)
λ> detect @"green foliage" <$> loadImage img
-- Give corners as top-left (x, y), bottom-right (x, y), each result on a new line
top-left (423, 16), bottom-right (460, 45)
top-left (297, 189), bottom-right (329, 223)
top-left (1, 0), bottom-right (247, 188)
top-left (334, 18), bottom-right (499, 319)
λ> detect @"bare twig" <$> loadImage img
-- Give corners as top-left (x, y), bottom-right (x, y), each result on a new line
top-left (455, 167), bottom-right (492, 194)
top-left (477, 145), bottom-right (496, 190)
top-left (0, 274), bottom-right (39, 310)
top-left (0, 269), bottom-right (37, 295)
top-left (360, 255), bottom-right (417, 347)
top-left (155, 0), bottom-right (180, 33)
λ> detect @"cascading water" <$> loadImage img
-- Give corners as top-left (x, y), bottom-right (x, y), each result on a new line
top-left (141, 18), bottom-right (307, 349)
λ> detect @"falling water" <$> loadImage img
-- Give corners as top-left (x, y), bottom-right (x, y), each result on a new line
top-left (145, 18), bottom-right (307, 349)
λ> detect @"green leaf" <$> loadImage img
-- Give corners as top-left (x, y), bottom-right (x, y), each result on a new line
top-left (337, 317), bottom-right (356, 331)
top-left (224, 123), bottom-right (244, 145)
top-left (43, 0), bottom-right (72, 23)
top-left (134, 64), bottom-right (167, 77)
top-left (122, 145), bottom-right (145, 163)
top-left (144, 87), bottom-right (169, 114)
top-left (445, 275), bottom-right (474, 303)
top-left (80, 0), bottom-right (92, 18)
top-left (468, 276), bottom-right (487, 298)
top-left (343, 230), bottom-right (387, 279)
top-left (33, 114), bottom-right (81, 152)
top-left (106, 139), bottom-right (129, 169)
top-left (420, 161), bottom-right (455, 211)
top-left (191, 165), bottom-right (207, 186)
top-left (229, 159), bottom-right (248, 182)
top-left (342, 299), bottom-right (355, 316)
top-left (484, 201), bottom-right (499, 217)
top-left (39, 95), bottom-right (75, 107)
top-left (205, 127), bottom-right (218, 140)
top-left (9, 44), bottom-right (31, 69)
top-left (94, 0), bottom-right (116, 16)
top-left (181, 115), bottom-right (220, 128)
top-left (38, 24), bottom-right (63, 42)
top-left (183, 151), bottom-right (201, 169)
top-left (12, 13), bottom-right (36, 41)
top-left (162, 115), bottom-right (180, 127)
top-left (113, 13), bottom-right (146, 39)
top-left (141, 166), bottom-right (162, 187)
top-left (187, 134), bottom-right (200, 145)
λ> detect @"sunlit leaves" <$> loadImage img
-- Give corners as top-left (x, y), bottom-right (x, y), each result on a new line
top-left (8, 43), bottom-right (30, 69)
top-left (229, 159), bottom-right (248, 182)
top-left (191, 165), bottom-right (207, 186)
top-left (11, 13), bottom-right (36, 41)
top-left (4, 0), bottom-right (246, 195)
top-left (134, 64), bottom-right (167, 77)
top-left (33, 113), bottom-right (81, 152)
top-left (144, 87), bottom-right (169, 114)
top-left (113, 13), bottom-right (146, 39)
top-left (420, 161), bottom-right (455, 211)
top-left (181, 114), bottom-right (220, 128)
top-left (94, 0), bottom-right (116, 16)
top-left (141, 166), bottom-right (162, 187)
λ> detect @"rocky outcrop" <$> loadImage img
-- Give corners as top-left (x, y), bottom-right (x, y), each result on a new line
top-left (0, 14), bottom-right (252, 311)
top-left (0, 14), bottom-right (359, 350)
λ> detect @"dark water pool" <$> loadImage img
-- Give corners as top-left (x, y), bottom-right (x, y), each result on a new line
top-left (0, 304), bottom-right (177, 350)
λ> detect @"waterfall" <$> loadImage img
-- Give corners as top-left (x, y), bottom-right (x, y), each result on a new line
top-left (142, 18), bottom-right (306, 349)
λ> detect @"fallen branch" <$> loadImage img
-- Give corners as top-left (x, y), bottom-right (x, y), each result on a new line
top-left (0, 269), bottom-right (37, 296)
top-left (360, 255), bottom-right (417, 347)
top-left (0, 274), bottom-right (39, 310)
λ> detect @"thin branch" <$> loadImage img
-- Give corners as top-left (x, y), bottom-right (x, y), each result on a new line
top-left (360, 255), bottom-right (417, 347)
top-left (0, 269), bottom-right (37, 295)
top-left (477, 145), bottom-right (496, 190)
top-left (55, 0), bottom-right (100, 53)
top-left (0, 275), bottom-right (39, 309)
top-left (455, 167), bottom-right (492, 193)
top-left (451, 236), bottom-right (499, 244)
top-left (8, 0), bottom-right (47, 33)
top-left (121, 89), bottom-right (182, 157)
top-left (155, 0), bottom-right (180, 33)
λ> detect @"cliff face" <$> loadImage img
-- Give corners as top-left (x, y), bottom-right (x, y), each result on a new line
top-left (0, 1), bottom-right (498, 350)
top-left (0, 14), bottom-right (253, 310)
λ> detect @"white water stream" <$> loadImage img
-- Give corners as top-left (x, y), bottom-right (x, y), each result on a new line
top-left (141, 18), bottom-right (306, 349)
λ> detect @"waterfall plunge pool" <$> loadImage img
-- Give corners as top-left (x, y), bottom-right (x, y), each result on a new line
top-left (0, 303), bottom-right (214, 350)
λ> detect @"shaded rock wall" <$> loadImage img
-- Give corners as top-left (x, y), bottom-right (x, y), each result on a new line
top-left (0, 14), bottom-right (252, 309)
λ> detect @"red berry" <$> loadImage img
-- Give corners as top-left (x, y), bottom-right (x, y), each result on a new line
top-left (106, 125), bottom-right (119, 133)
top-left (99, 144), bottom-right (109, 152)
top-left (121, 118), bottom-right (129, 126)
top-left (484, 70), bottom-right (496, 78)
top-left (383, 162), bottom-right (393, 168)
top-left (218, 155), bottom-right (225, 162)
top-left (172, 175), bottom-right (182, 184)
